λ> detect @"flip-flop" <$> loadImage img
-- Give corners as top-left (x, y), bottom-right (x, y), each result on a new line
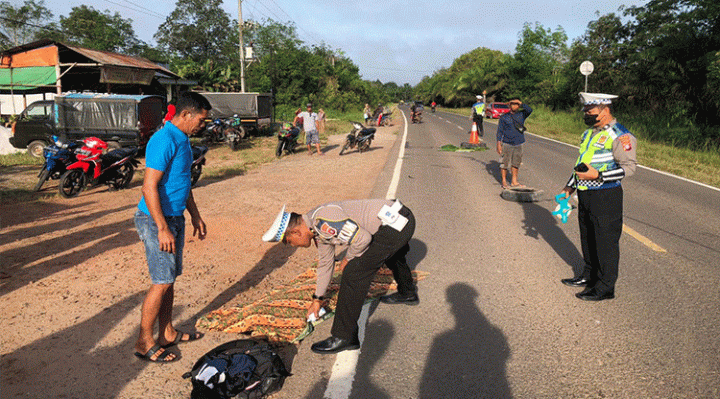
top-left (161, 330), bottom-right (204, 348)
top-left (134, 344), bottom-right (178, 363)
top-left (510, 184), bottom-right (527, 189)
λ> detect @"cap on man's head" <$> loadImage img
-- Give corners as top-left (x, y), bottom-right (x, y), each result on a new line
top-left (306, 103), bottom-right (312, 108)
top-left (476, 95), bottom-right (483, 99)
top-left (579, 92), bottom-right (618, 106)
top-left (262, 205), bottom-right (290, 242)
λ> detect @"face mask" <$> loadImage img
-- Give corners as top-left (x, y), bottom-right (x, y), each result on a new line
top-left (583, 114), bottom-right (599, 126)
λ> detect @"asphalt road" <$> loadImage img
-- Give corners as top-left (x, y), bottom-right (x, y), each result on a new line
top-left (327, 106), bottom-right (720, 398)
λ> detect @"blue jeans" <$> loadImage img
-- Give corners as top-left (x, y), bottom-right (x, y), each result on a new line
top-left (134, 210), bottom-right (185, 284)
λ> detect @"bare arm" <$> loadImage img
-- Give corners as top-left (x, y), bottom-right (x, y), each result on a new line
top-left (142, 168), bottom-right (175, 253)
top-left (185, 190), bottom-right (206, 239)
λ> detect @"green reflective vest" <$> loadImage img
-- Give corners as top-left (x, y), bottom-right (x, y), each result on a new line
top-left (473, 102), bottom-right (485, 116)
top-left (574, 126), bottom-right (620, 191)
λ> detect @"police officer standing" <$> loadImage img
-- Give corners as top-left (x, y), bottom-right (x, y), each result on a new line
top-left (471, 90), bottom-right (487, 136)
top-left (262, 199), bottom-right (418, 354)
top-left (559, 93), bottom-right (637, 301)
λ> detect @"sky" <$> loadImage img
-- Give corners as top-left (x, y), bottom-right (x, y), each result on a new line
top-left (40, 0), bottom-right (649, 86)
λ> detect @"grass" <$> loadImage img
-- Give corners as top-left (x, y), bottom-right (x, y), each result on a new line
top-left (442, 105), bottom-right (720, 189)
top-left (0, 152), bottom-right (43, 167)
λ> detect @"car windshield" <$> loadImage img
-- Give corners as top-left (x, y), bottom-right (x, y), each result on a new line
top-left (494, 104), bottom-right (510, 109)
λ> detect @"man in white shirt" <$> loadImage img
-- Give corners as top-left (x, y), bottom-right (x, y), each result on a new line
top-left (293, 103), bottom-right (323, 155)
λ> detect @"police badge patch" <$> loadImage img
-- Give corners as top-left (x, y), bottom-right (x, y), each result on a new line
top-left (315, 219), bottom-right (359, 244)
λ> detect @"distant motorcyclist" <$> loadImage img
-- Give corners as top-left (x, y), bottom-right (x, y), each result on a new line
top-left (431, 101), bottom-right (437, 112)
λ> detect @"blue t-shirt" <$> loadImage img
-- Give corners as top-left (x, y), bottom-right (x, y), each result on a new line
top-left (138, 122), bottom-right (193, 217)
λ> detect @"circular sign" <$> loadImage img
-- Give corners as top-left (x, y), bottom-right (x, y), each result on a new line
top-left (580, 61), bottom-right (594, 76)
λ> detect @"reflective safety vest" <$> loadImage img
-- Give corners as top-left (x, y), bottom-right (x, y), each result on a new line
top-left (473, 102), bottom-right (485, 116)
top-left (573, 125), bottom-right (622, 191)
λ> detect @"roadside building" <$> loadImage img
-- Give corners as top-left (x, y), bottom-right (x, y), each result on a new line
top-left (0, 39), bottom-right (194, 116)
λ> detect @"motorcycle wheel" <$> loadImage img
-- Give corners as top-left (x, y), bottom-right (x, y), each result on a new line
top-left (276, 140), bottom-right (286, 158)
top-left (191, 164), bottom-right (202, 187)
top-left (339, 140), bottom-right (351, 155)
top-left (33, 169), bottom-right (51, 192)
top-left (359, 138), bottom-right (372, 153)
top-left (59, 169), bottom-right (85, 198)
top-left (112, 163), bottom-right (135, 190)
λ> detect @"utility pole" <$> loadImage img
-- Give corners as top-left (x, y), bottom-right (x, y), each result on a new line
top-left (238, 0), bottom-right (246, 92)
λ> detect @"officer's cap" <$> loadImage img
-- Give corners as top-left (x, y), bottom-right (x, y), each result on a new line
top-left (476, 95), bottom-right (483, 99)
top-left (262, 205), bottom-right (290, 242)
top-left (579, 92), bottom-right (618, 106)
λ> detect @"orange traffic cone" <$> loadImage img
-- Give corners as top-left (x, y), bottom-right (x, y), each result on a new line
top-left (469, 122), bottom-right (480, 145)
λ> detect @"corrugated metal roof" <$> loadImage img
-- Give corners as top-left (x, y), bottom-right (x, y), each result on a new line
top-left (63, 44), bottom-right (180, 79)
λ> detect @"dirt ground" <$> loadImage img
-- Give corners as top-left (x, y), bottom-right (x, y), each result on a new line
top-left (0, 122), bottom-right (401, 398)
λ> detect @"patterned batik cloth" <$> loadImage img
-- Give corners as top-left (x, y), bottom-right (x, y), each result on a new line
top-left (197, 266), bottom-right (429, 343)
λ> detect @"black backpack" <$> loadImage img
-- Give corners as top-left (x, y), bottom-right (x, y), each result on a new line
top-left (183, 339), bottom-right (291, 399)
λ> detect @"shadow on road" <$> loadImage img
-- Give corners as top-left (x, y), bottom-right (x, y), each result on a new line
top-left (420, 283), bottom-right (511, 398)
top-left (350, 319), bottom-right (394, 399)
top-left (520, 201), bottom-right (584, 276)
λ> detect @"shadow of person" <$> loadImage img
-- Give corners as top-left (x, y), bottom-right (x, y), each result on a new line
top-left (520, 201), bottom-right (584, 276)
top-left (1, 292), bottom-right (150, 398)
top-left (406, 238), bottom-right (428, 272)
top-left (191, 242), bottom-right (298, 318)
top-left (485, 159), bottom-right (504, 185)
top-left (420, 283), bottom-right (511, 399)
top-left (349, 319), bottom-right (393, 399)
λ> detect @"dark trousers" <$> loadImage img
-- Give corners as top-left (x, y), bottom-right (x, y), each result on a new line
top-left (577, 186), bottom-right (623, 293)
top-left (473, 116), bottom-right (484, 136)
top-left (331, 206), bottom-right (416, 341)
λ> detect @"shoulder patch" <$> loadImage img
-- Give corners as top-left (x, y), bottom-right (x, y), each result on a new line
top-left (618, 135), bottom-right (633, 151)
top-left (314, 218), bottom-right (359, 244)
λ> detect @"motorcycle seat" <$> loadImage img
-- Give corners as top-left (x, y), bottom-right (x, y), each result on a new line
top-left (192, 145), bottom-right (209, 158)
top-left (101, 147), bottom-right (137, 166)
top-left (359, 128), bottom-right (376, 136)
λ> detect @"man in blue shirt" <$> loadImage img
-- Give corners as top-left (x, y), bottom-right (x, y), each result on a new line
top-left (133, 92), bottom-right (211, 363)
top-left (496, 98), bottom-right (532, 189)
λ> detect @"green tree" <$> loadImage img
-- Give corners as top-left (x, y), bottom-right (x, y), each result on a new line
top-left (40, 5), bottom-right (142, 53)
top-left (155, 0), bottom-right (234, 64)
top-left (0, 0), bottom-right (53, 49)
top-left (508, 23), bottom-right (569, 103)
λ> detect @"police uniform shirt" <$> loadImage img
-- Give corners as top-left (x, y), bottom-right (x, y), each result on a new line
top-left (566, 119), bottom-right (638, 189)
top-left (302, 199), bottom-right (394, 297)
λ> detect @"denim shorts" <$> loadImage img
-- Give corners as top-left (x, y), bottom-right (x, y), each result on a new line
top-left (134, 210), bottom-right (185, 284)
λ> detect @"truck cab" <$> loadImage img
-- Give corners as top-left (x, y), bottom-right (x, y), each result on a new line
top-left (9, 100), bottom-right (56, 158)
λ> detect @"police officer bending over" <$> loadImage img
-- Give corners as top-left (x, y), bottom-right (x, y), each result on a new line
top-left (559, 93), bottom-right (637, 301)
top-left (263, 199), bottom-right (419, 354)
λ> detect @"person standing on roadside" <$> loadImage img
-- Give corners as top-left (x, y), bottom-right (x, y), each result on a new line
top-left (294, 103), bottom-right (322, 156)
top-left (317, 108), bottom-right (327, 135)
top-left (262, 199), bottom-right (419, 354)
top-left (363, 104), bottom-right (372, 124)
top-left (133, 92), bottom-right (211, 363)
top-left (559, 92), bottom-right (637, 302)
top-left (471, 90), bottom-right (487, 136)
top-left (496, 98), bottom-right (532, 189)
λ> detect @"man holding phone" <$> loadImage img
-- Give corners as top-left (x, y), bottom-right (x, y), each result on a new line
top-left (558, 92), bottom-right (637, 301)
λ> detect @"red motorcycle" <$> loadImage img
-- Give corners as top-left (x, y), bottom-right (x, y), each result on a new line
top-left (58, 137), bottom-right (139, 198)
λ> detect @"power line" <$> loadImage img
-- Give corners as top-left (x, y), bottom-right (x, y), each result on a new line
top-left (120, 0), bottom-right (167, 20)
top-left (103, 0), bottom-right (166, 20)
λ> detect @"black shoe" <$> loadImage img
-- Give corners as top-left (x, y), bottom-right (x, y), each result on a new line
top-left (379, 292), bottom-right (419, 305)
top-left (576, 288), bottom-right (615, 301)
top-left (311, 336), bottom-right (360, 354)
top-left (561, 276), bottom-right (590, 287)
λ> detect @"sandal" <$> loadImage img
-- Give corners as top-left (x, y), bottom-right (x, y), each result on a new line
top-left (161, 330), bottom-right (204, 348)
top-left (134, 344), bottom-right (178, 363)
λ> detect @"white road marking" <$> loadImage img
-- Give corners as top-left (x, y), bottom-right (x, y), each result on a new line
top-left (323, 110), bottom-right (410, 399)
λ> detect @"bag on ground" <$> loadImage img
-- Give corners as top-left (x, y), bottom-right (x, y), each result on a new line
top-left (183, 339), bottom-right (291, 399)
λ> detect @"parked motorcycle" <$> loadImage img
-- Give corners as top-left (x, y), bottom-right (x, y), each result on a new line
top-left (411, 110), bottom-right (423, 124)
top-left (377, 112), bottom-right (392, 127)
top-left (203, 118), bottom-right (226, 144)
top-left (276, 123), bottom-right (300, 158)
top-left (191, 145), bottom-right (208, 187)
top-left (34, 135), bottom-right (82, 192)
top-left (58, 137), bottom-right (139, 198)
top-left (224, 114), bottom-right (246, 150)
top-left (339, 122), bottom-right (376, 155)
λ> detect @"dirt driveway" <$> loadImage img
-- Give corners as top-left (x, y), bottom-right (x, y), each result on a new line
top-left (0, 121), bottom-right (401, 398)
